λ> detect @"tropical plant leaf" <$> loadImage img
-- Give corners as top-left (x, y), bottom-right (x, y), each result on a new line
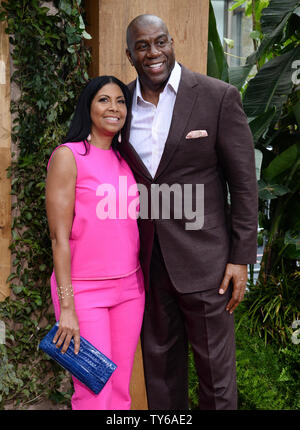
top-left (229, 0), bottom-right (247, 11)
top-left (284, 196), bottom-right (300, 231)
top-left (263, 143), bottom-right (300, 181)
top-left (283, 230), bottom-right (300, 259)
top-left (260, 0), bottom-right (300, 34)
top-left (229, 64), bottom-right (253, 91)
top-left (293, 98), bottom-right (300, 128)
top-left (207, 41), bottom-right (220, 79)
top-left (258, 180), bottom-right (290, 200)
top-left (246, 0), bottom-right (300, 65)
top-left (224, 37), bottom-right (234, 49)
top-left (284, 230), bottom-right (300, 250)
top-left (248, 107), bottom-right (276, 143)
top-left (255, 149), bottom-right (263, 180)
top-left (207, 2), bottom-right (229, 82)
top-left (243, 46), bottom-right (300, 117)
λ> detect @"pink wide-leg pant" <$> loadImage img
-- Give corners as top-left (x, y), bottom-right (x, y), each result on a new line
top-left (50, 268), bottom-right (145, 410)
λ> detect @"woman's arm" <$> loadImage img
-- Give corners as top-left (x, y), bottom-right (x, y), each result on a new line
top-left (46, 146), bottom-right (80, 354)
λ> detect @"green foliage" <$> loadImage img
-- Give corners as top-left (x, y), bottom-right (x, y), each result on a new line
top-left (0, 345), bottom-right (23, 406)
top-left (188, 345), bottom-right (199, 409)
top-left (243, 1), bottom-right (300, 280)
top-left (235, 270), bottom-right (300, 410)
top-left (188, 303), bottom-right (300, 410)
top-left (235, 304), bottom-right (300, 410)
top-left (209, 0), bottom-right (300, 279)
top-left (237, 272), bottom-right (300, 346)
top-left (204, 1), bottom-right (300, 410)
top-left (207, 1), bottom-right (229, 82)
top-left (0, 0), bottom-right (91, 408)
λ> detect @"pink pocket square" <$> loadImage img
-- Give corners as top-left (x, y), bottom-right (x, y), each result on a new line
top-left (186, 130), bottom-right (208, 139)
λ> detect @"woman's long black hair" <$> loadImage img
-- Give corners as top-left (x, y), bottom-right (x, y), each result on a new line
top-left (63, 75), bottom-right (131, 154)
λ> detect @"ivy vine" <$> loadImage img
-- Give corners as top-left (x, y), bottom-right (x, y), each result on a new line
top-left (0, 0), bottom-right (91, 408)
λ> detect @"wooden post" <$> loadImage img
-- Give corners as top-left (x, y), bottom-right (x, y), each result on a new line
top-left (85, 0), bottom-right (209, 80)
top-left (85, 0), bottom-right (210, 410)
top-left (0, 18), bottom-right (11, 302)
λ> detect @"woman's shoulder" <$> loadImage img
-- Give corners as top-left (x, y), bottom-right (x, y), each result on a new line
top-left (60, 141), bottom-right (87, 153)
top-left (47, 143), bottom-right (79, 171)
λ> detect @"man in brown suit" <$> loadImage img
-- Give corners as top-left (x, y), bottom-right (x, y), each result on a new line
top-left (120, 14), bottom-right (258, 410)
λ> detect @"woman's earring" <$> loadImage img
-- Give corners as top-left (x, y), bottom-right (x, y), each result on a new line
top-left (87, 134), bottom-right (91, 141)
top-left (118, 132), bottom-right (122, 143)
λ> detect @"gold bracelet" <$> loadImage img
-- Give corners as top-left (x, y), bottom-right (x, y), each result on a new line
top-left (57, 284), bottom-right (74, 301)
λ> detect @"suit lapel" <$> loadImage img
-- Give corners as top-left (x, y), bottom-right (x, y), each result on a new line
top-left (122, 65), bottom-right (199, 182)
top-left (154, 65), bottom-right (198, 181)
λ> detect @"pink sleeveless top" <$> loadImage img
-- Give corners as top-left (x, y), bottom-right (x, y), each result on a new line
top-left (47, 141), bottom-right (140, 280)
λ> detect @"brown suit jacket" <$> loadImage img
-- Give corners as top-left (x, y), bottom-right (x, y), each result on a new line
top-left (119, 65), bottom-right (258, 293)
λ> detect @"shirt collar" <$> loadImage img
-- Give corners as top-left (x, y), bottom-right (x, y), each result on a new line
top-left (167, 61), bottom-right (181, 94)
top-left (135, 61), bottom-right (181, 105)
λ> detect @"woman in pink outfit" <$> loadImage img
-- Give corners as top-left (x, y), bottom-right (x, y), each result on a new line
top-left (46, 76), bottom-right (145, 410)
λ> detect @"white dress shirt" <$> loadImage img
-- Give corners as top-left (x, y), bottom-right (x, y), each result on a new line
top-left (129, 61), bottom-right (182, 178)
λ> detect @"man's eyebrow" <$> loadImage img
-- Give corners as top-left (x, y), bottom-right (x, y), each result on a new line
top-left (134, 33), bottom-right (169, 45)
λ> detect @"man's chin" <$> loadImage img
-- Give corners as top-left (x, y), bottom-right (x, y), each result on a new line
top-left (144, 71), bottom-right (170, 89)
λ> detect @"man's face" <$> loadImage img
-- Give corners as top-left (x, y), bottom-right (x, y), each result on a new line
top-left (126, 21), bottom-right (176, 91)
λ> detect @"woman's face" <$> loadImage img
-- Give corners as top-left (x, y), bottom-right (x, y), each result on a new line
top-left (90, 83), bottom-right (127, 137)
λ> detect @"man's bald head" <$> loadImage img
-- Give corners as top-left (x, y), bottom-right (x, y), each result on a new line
top-left (126, 14), bottom-right (170, 50)
top-left (125, 14), bottom-right (175, 94)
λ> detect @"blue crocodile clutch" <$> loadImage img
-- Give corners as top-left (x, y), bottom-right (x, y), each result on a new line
top-left (39, 322), bottom-right (117, 394)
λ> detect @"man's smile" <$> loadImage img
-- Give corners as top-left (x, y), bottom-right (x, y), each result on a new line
top-left (145, 61), bottom-right (166, 73)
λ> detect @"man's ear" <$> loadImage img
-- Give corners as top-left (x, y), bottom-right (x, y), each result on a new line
top-left (126, 49), bottom-right (134, 66)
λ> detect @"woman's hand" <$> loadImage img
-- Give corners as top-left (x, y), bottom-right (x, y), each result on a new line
top-left (53, 307), bottom-right (80, 355)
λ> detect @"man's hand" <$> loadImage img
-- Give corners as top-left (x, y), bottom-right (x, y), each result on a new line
top-left (219, 263), bottom-right (247, 314)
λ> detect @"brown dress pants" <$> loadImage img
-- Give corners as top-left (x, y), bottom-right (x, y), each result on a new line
top-left (141, 233), bottom-right (237, 410)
